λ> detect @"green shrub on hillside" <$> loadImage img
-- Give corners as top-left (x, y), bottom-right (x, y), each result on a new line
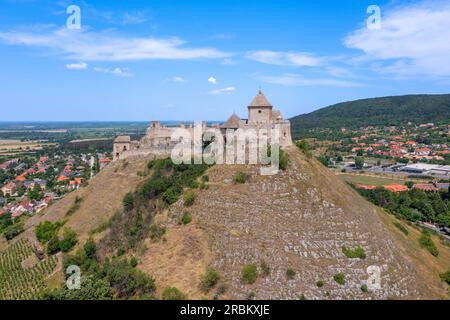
top-left (130, 257), bottom-right (138, 268)
top-left (47, 236), bottom-right (60, 254)
top-left (4, 222), bottom-right (24, 240)
top-left (36, 221), bottom-right (63, 243)
top-left (181, 211), bottom-right (192, 225)
top-left (200, 267), bottom-right (220, 293)
top-left (296, 140), bottom-right (310, 152)
top-left (83, 239), bottom-right (97, 258)
top-left (150, 224), bottom-right (165, 240)
top-left (242, 264), bottom-right (258, 284)
top-left (183, 191), bottom-right (197, 207)
top-left (59, 228), bottom-right (78, 253)
top-left (286, 268), bottom-right (296, 280)
top-left (440, 269), bottom-right (450, 286)
top-left (122, 192), bottom-right (134, 210)
top-left (341, 246), bottom-right (366, 259)
top-left (393, 222), bottom-right (409, 235)
top-left (162, 287), bottom-right (186, 300)
top-left (162, 186), bottom-right (182, 204)
top-left (419, 230), bottom-right (439, 257)
top-left (333, 273), bottom-right (345, 285)
top-left (279, 148), bottom-right (288, 170)
top-left (260, 261), bottom-right (270, 277)
top-left (234, 172), bottom-right (248, 184)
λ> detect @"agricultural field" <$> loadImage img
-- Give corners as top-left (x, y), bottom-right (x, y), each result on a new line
top-left (0, 238), bottom-right (59, 299)
top-left (336, 172), bottom-right (417, 187)
top-left (0, 139), bottom-right (57, 156)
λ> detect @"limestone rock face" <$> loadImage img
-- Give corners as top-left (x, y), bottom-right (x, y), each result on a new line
top-left (169, 146), bottom-right (445, 299)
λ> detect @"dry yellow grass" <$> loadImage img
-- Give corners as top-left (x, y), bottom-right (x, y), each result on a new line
top-left (378, 213), bottom-right (450, 298)
top-left (24, 157), bottom-right (151, 245)
top-left (139, 223), bottom-right (211, 299)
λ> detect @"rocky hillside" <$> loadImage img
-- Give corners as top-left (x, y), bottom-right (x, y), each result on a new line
top-left (162, 146), bottom-right (449, 299)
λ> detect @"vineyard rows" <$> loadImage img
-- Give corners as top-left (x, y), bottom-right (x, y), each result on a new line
top-left (0, 238), bottom-right (58, 299)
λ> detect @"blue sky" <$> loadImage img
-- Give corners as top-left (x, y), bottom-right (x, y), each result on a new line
top-left (0, 0), bottom-right (449, 121)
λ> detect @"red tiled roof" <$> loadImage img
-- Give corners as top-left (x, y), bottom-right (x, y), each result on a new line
top-left (70, 177), bottom-right (82, 185)
top-left (57, 175), bottom-right (69, 183)
top-left (413, 184), bottom-right (439, 192)
top-left (355, 184), bottom-right (377, 190)
top-left (383, 184), bottom-right (409, 192)
top-left (15, 175), bottom-right (26, 182)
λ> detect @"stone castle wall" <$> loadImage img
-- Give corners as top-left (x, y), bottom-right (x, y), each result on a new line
top-left (113, 92), bottom-right (293, 161)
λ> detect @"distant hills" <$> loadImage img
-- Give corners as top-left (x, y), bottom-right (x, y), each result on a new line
top-left (290, 94), bottom-right (450, 138)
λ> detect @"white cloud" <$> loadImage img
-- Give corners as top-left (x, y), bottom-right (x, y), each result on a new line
top-left (246, 50), bottom-right (323, 67)
top-left (94, 67), bottom-right (133, 78)
top-left (122, 12), bottom-right (147, 25)
top-left (254, 73), bottom-right (362, 87)
top-left (208, 76), bottom-right (217, 84)
top-left (173, 76), bottom-right (187, 83)
top-left (344, 1), bottom-right (450, 77)
top-left (65, 62), bottom-right (87, 70)
top-left (0, 26), bottom-right (232, 62)
top-left (209, 86), bottom-right (235, 94)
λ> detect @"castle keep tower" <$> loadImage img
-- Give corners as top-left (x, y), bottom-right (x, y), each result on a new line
top-left (248, 90), bottom-right (273, 124)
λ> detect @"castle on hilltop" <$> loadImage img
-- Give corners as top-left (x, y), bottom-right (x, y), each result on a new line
top-left (113, 90), bottom-right (292, 160)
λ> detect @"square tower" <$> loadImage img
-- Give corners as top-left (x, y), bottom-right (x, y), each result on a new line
top-left (248, 90), bottom-right (273, 124)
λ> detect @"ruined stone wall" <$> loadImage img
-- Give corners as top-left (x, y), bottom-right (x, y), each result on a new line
top-left (114, 118), bottom-right (292, 161)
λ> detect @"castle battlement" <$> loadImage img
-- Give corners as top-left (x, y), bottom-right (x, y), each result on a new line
top-left (113, 91), bottom-right (292, 160)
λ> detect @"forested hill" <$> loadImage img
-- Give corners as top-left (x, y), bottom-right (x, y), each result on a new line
top-left (290, 94), bottom-right (450, 137)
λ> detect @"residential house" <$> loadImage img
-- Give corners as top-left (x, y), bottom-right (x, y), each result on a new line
top-left (13, 163), bottom-right (26, 172)
top-left (69, 177), bottom-right (83, 190)
top-left (415, 148), bottom-right (431, 156)
top-left (1, 182), bottom-right (17, 197)
top-left (11, 201), bottom-right (33, 218)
